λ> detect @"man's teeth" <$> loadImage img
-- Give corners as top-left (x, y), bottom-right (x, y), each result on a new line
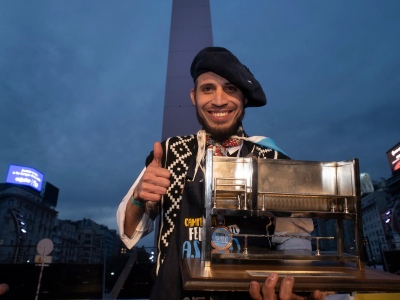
top-left (212, 112), bottom-right (228, 117)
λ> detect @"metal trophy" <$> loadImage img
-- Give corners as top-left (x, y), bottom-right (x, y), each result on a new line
top-left (182, 149), bottom-right (400, 293)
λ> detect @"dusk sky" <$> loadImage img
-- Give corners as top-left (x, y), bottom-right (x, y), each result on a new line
top-left (1, 1), bottom-right (399, 247)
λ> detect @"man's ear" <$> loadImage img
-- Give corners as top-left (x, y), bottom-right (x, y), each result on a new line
top-left (244, 98), bottom-right (248, 106)
top-left (190, 88), bottom-right (196, 106)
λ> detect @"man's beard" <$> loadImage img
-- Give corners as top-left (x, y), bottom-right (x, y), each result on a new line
top-left (195, 107), bottom-right (245, 142)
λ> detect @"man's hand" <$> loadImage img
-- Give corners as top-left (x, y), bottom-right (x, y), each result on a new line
top-left (134, 142), bottom-right (171, 202)
top-left (249, 272), bottom-right (324, 300)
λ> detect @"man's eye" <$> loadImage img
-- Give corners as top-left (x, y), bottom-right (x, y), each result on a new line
top-left (225, 86), bottom-right (238, 93)
top-left (202, 87), bottom-right (214, 93)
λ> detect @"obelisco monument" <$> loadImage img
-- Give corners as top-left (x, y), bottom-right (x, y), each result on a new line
top-left (161, 0), bottom-right (213, 140)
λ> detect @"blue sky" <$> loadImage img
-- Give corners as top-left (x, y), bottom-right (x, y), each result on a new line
top-left (1, 1), bottom-right (399, 245)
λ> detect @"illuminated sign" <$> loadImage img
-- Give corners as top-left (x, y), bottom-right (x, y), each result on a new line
top-left (6, 164), bottom-right (44, 192)
top-left (386, 142), bottom-right (400, 174)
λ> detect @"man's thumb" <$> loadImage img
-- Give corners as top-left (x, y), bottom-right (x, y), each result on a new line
top-left (152, 142), bottom-right (163, 167)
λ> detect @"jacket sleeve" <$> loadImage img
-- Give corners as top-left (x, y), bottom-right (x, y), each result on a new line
top-left (116, 167), bottom-right (154, 249)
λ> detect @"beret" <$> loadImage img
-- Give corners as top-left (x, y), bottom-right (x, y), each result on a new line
top-left (190, 47), bottom-right (267, 107)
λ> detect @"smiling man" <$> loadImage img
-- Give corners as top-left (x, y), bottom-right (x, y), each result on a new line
top-left (116, 47), bottom-right (317, 300)
top-left (191, 71), bottom-right (246, 141)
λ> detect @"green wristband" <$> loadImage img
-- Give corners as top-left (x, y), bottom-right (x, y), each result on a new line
top-left (131, 196), bottom-right (145, 207)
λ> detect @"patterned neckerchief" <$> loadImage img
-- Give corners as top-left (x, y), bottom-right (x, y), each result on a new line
top-left (205, 127), bottom-right (245, 156)
top-left (205, 135), bottom-right (243, 156)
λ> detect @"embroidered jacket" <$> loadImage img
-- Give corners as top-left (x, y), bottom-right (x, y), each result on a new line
top-left (147, 134), bottom-right (289, 272)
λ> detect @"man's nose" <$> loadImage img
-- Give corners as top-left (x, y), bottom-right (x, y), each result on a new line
top-left (212, 88), bottom-right (228, 106)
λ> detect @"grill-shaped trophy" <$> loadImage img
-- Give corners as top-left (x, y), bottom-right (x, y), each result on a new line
top-left (182, 149), bottom-right (400, 293)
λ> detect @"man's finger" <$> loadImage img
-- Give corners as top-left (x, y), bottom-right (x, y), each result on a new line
top-left (311, 290), bottom-right (325, 300)
top-left (262, 272), bottom-right (278, 300)
top-left (279, 276), bottom-right (295, 300)
top-left (249, 281), bottom-right (263, 300)
top-left (152, 142), bottom-right (163, 167)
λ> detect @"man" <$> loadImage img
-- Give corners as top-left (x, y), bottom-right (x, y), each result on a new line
top-left (117, 47), bottom-right (318, 300)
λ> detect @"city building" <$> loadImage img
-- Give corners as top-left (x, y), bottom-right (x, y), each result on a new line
top-left (361, 190), bottom-right (392, 263)
top-left (0, 182), bottom-right (58, 263)
top-left (74, 218), bottom-right (121, 264)
top-left (0, 182), bottom-right (122, 265)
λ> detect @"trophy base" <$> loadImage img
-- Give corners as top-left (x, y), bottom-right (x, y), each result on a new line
top-left (182, 258), bottom-right (400, 293)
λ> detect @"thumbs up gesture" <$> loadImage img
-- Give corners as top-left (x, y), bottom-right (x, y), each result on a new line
top-left (133, 142), bottom-right (171, 203)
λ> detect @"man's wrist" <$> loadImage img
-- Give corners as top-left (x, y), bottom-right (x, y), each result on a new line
top-left (130, 195), bottom-right (146, 207)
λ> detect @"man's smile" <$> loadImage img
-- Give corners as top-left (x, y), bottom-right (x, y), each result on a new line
top-left (208, 110), bottom-right (235, 123)
top-left (211, 111), bottom-right (229, 117)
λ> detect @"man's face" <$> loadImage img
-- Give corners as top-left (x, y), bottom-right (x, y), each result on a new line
top-left (190, 72), bottom-right (247, 142)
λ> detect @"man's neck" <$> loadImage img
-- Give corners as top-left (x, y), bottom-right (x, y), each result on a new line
top-left (204, 125), bottom-right (244, 143)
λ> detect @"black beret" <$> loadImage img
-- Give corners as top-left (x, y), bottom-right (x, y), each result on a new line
top-left (190, 47), bottom-right (267, 107)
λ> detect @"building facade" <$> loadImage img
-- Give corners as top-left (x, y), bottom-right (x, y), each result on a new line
top-left (361, 190), bottom-right (392, 263)
top-left (0, 183), bottom-right (58, 263)
top-left (0, 183), bottom-right (122, 265)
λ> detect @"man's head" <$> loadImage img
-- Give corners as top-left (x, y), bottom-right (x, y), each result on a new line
top-left (190, 47), bottom-right (267, 108)
top-left (190, 47), bottom-right (266, 141)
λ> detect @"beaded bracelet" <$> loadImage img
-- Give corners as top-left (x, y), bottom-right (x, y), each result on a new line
top-left (131, 196), bottom-right (145, 207)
